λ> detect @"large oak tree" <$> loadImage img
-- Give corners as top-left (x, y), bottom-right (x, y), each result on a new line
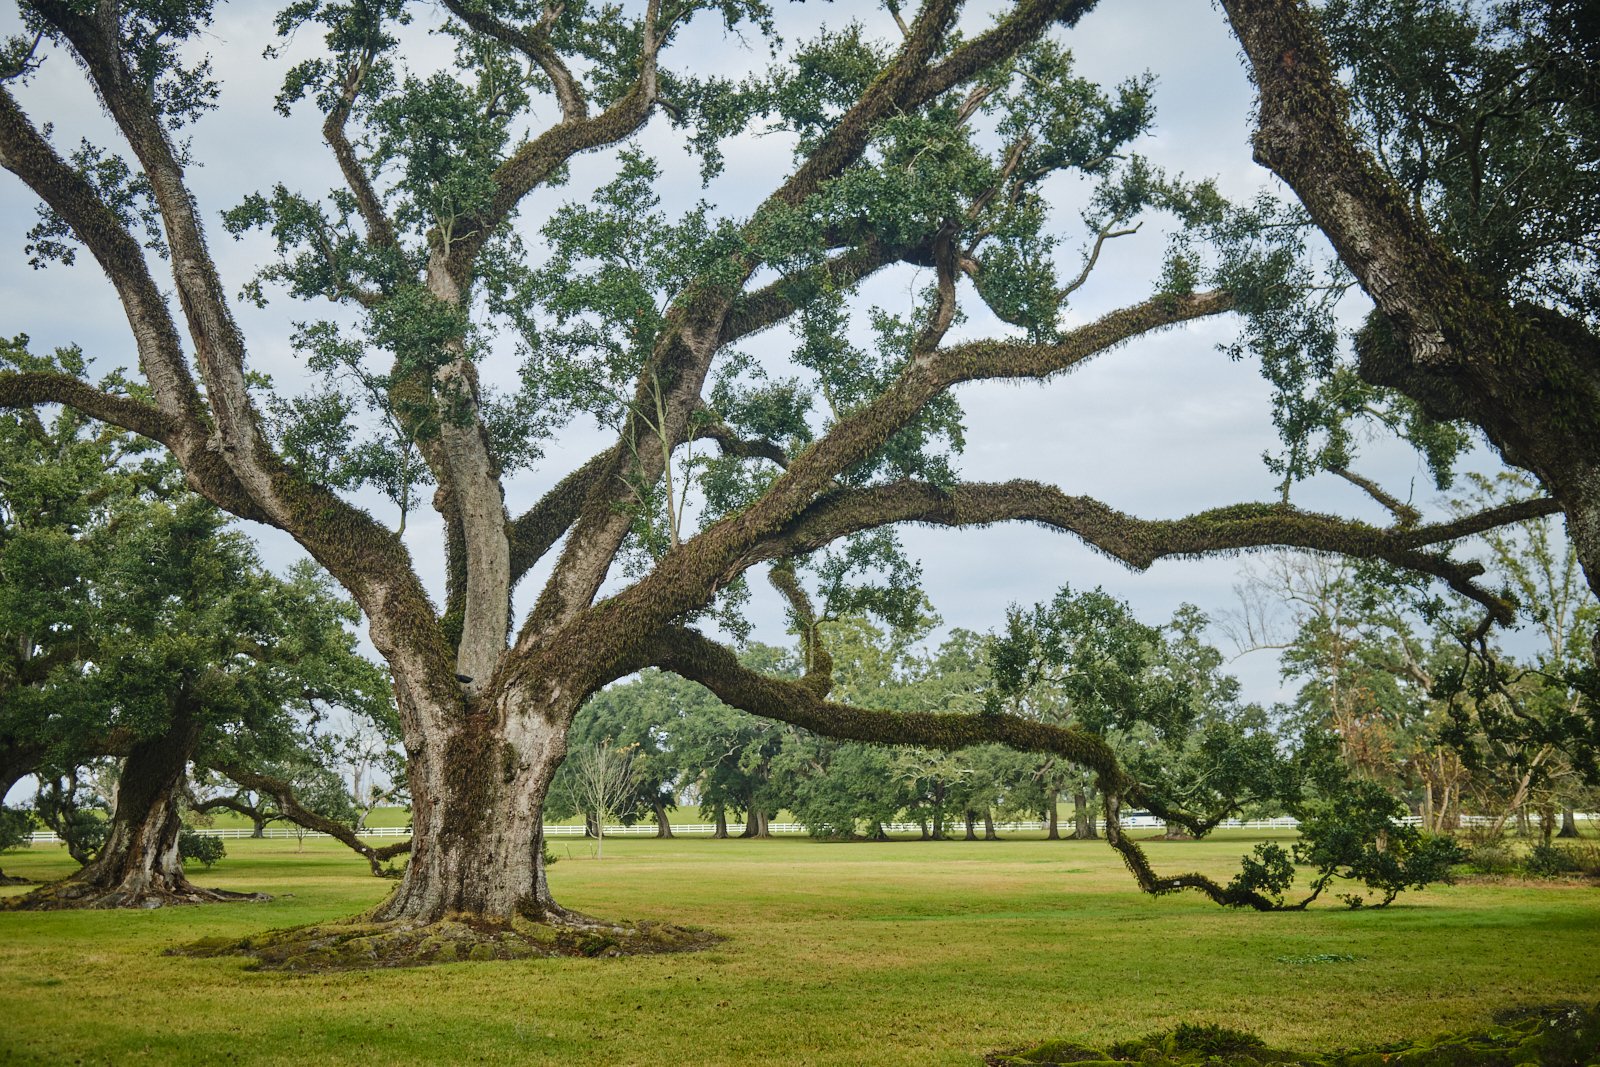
top-left (0, 0), bottom-right (1571, 947)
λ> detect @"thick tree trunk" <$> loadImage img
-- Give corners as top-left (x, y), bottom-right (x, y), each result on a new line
top-left (983, 809), bottom-right (998, 841)
top-left (712, 804), bottom-right (729, 839)
top-left (9, 709), bottom-right (258, 909)
top-left (368, 709), bottom-right (569, 924)
top-left (870, 820), bottom-right (889, 842)
top-left (1045, 796), bottom-right (1060, 841)
top-left (963, 810), bottom-right (977, 841)
top-left (1557, 807), bottom-right (1580, 838)
top-left (653, 801), bottom-right (675, 839)
top-left (250, 813), bottom-right (266, 839)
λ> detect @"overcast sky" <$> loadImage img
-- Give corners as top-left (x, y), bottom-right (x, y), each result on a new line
top-left (0, 0), bottom-right (1517, 726)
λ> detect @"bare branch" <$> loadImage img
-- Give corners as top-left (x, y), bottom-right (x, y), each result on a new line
top-left (210, 761), bottom-right (411, 877)
top-left (1060, 221), bottom-right (1140, 301)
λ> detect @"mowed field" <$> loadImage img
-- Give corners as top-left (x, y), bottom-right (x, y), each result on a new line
top-left (1, 832), bottom-right (1597, 1066)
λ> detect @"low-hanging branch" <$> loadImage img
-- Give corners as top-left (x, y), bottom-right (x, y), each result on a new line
top-left (209, 762), bottom-right (411, 878)
top-left (645, 624), bottom-right (1285, 910)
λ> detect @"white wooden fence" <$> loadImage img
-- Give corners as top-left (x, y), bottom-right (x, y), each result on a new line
top-left (22, 812), bottom-right (1595, 846)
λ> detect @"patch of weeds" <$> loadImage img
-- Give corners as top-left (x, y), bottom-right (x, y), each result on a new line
top-left (1274, 953), bottom-right (1359, 965)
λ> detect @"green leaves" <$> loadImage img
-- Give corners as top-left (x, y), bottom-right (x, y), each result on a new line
top-left (26, 141), bottom-right (165, 269)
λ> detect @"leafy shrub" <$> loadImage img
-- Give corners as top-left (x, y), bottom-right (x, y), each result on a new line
top-left (1524, 842), bottom-right (1577, 876)
top-left (178, 828), bottom-right (225, 869)
top-left (1525, 842), bottom-right (1600, 879)
top-left (1466, 842), bottom-right (1518, 876)
top-left (986, 1003), bottom-right (1600, 1065)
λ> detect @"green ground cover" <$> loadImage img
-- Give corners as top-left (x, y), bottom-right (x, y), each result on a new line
top-left (1, 833), bottom-right (1596, 1066)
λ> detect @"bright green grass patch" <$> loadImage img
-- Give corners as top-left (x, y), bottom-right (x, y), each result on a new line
top-left (2, 834), bottom-right (1597, 1066)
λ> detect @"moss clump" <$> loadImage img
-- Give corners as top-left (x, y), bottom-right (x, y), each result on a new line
top-left (168, 914), bottom-right (722, 972)
top-left (985, 1004), bottom-right (1600, 1066)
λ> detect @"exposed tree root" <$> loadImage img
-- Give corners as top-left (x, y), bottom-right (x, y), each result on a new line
top-left (171, 911), bottom-right (722, 972)
top-left (0, 870), bottom-right (34, 887)
top-left (1, 874), bottom-right (268, 911)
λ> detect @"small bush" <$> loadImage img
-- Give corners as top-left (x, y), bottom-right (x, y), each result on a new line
top-left (1525, 842), bottom-right (1600, 879)
top-left (1467, 843), bottom-right (1518, 876)
top-left (178, 828), bottom-right (226, 869)
top-left (1525, 843), bottom-right (1577, 877)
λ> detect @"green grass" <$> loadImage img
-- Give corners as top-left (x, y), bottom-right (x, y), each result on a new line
top-left (1, 832), bottom-right (1596, 1066)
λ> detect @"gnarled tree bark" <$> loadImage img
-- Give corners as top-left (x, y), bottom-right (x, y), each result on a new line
top-left (1220, 0), bottom-right (1600, 657)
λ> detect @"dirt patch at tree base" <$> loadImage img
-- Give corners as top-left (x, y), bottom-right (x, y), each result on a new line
top-left (171, 913), bottom-right (723, 972)
top-left (2, 879), bottom-right (268, 911)
top-left (986, 1004), bottom-right (1600, 1066)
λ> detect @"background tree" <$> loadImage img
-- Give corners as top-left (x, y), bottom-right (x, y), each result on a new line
top-left (555, 670), bottom-right (686, 837)
top-left (566, 739), bottom-right (641, 860)
top-left (0, 338), bottom-right (390, 907)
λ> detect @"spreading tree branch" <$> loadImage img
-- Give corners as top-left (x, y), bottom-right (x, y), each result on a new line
top-left (745, 479), bottom-right (1560, 625)
top-left (645, 625), bottom-right (1280, 909)
top-left (441, 0), bottom-right (588, 123)
top-left (210, 762), bottom-right (411, 877)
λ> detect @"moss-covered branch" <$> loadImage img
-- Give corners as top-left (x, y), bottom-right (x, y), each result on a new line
top-left (508, 447), bottom-right (620, 589)
top-left (1221, 0), bottom-right (1600, 619)
top-left (0, 371), bottom-right (174, 443)
top-left (645, 625), bottom-right (1280, 910)
top-left (210, 762), bottom-right (411, 878)
top-left (746, 479), bottom-right (1554, 624)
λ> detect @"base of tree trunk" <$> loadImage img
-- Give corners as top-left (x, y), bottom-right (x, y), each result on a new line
top-left (173, 909), bottom-right (721, 972)
top-left (0, 870), bottom-right (34, 886)
top-left (3, 871), bottom-right (267, 911)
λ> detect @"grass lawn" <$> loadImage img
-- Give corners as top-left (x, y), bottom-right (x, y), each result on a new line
top-left (1, 832), bottom-right (1596, 1066)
